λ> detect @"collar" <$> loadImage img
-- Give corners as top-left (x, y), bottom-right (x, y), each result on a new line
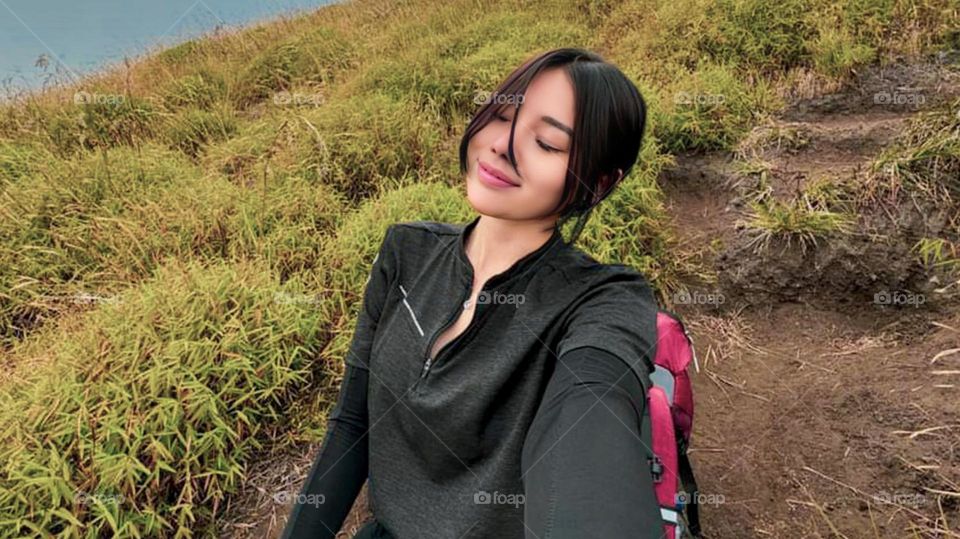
top-left (454, 215), bottom-right (565, 289)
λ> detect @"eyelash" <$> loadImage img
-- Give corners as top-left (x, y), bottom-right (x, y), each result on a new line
top-left (493, 113), bottom-right (562, 153)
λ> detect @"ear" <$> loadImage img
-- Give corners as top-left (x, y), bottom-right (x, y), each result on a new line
top-left (591, 168), bottom-right (625, 205)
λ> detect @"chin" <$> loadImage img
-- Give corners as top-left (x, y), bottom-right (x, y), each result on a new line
top-left (465, 175), bottom-right (516, 218)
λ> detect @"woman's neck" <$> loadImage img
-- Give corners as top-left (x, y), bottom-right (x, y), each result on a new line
top-left (465, 215), bottom-right (557, 282)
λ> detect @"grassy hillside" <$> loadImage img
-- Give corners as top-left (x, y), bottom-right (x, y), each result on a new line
top-left (0, 0), bottom-right (957, 536)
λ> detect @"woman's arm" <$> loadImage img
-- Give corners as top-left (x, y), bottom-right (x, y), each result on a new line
top-left (280, 363), bottom-right (370, 539)
top-left (521, 345), bottom-right (662, 538)
top-left (281, 226), bottom-right (396, 538)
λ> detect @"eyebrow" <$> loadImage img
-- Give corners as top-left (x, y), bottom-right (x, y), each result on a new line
top-left (540, 115), bottom-right (573, 137)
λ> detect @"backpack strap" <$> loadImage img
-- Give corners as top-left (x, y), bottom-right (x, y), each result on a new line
top-left (637, 371), bottom-right (657, 480)
top-left (678, 449), bottom-right (701, 537)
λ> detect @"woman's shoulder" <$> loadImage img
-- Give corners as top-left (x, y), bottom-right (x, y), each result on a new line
top-left (377, 220), bottom-right (464, 272)
top-left (391, 219), bottom-right (462, 236)
top-left (550, 254), bottom-right (660, 372)
top-left (550, 245), bottom-right (655, 292)
top-left (386, 220), bottom-right (462, 248)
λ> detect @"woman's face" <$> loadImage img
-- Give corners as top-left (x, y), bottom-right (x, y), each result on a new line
top-left (465, 67), bottom-right (575, 222)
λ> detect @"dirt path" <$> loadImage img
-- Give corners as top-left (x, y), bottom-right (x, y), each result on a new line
top-left (662, 60), bottom-right (960, 538)
top-left (677, 303), bottom-right (958, 538)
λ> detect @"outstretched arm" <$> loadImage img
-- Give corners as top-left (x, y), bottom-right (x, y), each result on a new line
top-left (522, 345), bottom-right (662, 538)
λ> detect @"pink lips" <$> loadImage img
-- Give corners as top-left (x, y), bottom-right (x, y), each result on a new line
top-left (478, 161), bottom-right (519, 189)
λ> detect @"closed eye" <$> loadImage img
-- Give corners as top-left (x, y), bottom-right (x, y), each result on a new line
top-left (537, 140), bottom-right (561, 153)
top-left (494, 114), bottom-right (563, 153)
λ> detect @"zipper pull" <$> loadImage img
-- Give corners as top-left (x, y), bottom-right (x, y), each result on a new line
top-left (421, 356), bottom-right (432, 378)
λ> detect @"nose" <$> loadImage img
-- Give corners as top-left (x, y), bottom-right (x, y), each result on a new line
top-left (490, 120), bottom-right (513, 157)
top-left (489, 108), bottom-right (520, 166)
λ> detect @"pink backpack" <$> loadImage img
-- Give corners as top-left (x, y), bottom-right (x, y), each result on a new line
top-left (640, 310), bottom-right (701, 538)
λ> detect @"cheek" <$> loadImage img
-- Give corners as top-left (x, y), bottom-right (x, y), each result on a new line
top-left (528, 156), bottom-right (568, 204)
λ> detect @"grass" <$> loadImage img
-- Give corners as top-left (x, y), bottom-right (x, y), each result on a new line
top-left (160, 106), bottom-right (239, 159)
top-left (867, 98), bottom-right (960, 276)
top-left (0, 0), bottom-right (957, 536)
top-left (0, 143), bottom-right (344, 346)
top-left (0, 180), bottom-right (470, 538)
top-left (741, 196), bottom-right (855, 254)
top-left (231, 26), bottom-right (358, 109)
top-left (596, 0), bottom-right (958, 150)
top-left (869, 98), bottom-right (960, 203)
top-left (0, 257), bottom-right (330, 537)
top-left (915, 237), bottom-right (960, 273)
top-left (734, 121), bottom-right (812, 160)
top-left (739, 174), bottom-right (857, 254)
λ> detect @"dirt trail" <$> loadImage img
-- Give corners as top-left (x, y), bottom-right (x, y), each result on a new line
top-left (662, 60), bottom-right (960, 538)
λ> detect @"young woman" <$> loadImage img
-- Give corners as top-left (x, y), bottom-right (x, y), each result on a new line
top-left (281, 47), bottom-right (663, 538)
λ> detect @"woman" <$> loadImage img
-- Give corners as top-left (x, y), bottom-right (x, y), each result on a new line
top-left (281, 47), bottom-right (663, 538)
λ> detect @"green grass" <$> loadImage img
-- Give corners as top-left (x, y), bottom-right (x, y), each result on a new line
top-left (741, 195), bottom-right (855, 254)
top-left (231, 26), bottom-right (358, 109)
top-left (0, 143), bottom-right (344, 347)
top-left (915, 236), bottom-right (960, 273)
top-left (868, 98), bottom-right (960, 275)
top-left (0, 257), bottom-right (330, 537)
top-left (161, 106), bottom-right (239, 158)
top-left (739, 174), bottom-right (857, 254)
top-left (869, 98), bottom-right (960, 202)
top-left (596, 0), bottom-right (958, 150)
top-left (158, 70), bottom-right (229, 111)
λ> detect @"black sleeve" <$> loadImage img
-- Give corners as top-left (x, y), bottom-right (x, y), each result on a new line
top-left (280, 226), bottom-right (395, 539)
top-left (521, 345), bottom-right (662, 538)
top-left (280, 363), bottom-right (370, 539)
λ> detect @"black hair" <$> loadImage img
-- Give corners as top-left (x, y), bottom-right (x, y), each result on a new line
top-left (458, 47), bottom-right (647, 245)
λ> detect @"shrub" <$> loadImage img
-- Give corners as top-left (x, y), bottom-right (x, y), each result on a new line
top-left (0, 258), bottom-right (330, 537)
top-left (232, 27), bottom-right (357, 108)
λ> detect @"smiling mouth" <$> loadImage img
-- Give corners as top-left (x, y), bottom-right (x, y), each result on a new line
top-left (477, 160), bottom-right (519, 187)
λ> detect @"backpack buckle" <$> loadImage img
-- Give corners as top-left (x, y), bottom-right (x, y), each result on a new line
top-left (650, 454), bottom-right (663, 483)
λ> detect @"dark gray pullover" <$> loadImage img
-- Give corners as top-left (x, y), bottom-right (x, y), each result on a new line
top-left (281, 215), bottom-right (662, 538)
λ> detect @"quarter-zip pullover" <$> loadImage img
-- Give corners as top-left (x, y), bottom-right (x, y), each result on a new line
top-left (281, 215), bottom-right (663, 538)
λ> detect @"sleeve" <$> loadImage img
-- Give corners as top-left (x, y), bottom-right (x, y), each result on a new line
top-left (279, 363), bottom-right (370, 539)
top-left (554, 270), bottom-right (659, 380)
top-left (521, 346), bottom-right (662, 538)
top-left (345, 225), bottom-right (397, 370)
top-left (280, 226), bottom-right (395, 538)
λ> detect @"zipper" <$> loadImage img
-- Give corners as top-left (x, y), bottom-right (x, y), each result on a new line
top-left (420, 282), bottom-right (473, 379)
top-left (424, 295), bottom-right (497, 382)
